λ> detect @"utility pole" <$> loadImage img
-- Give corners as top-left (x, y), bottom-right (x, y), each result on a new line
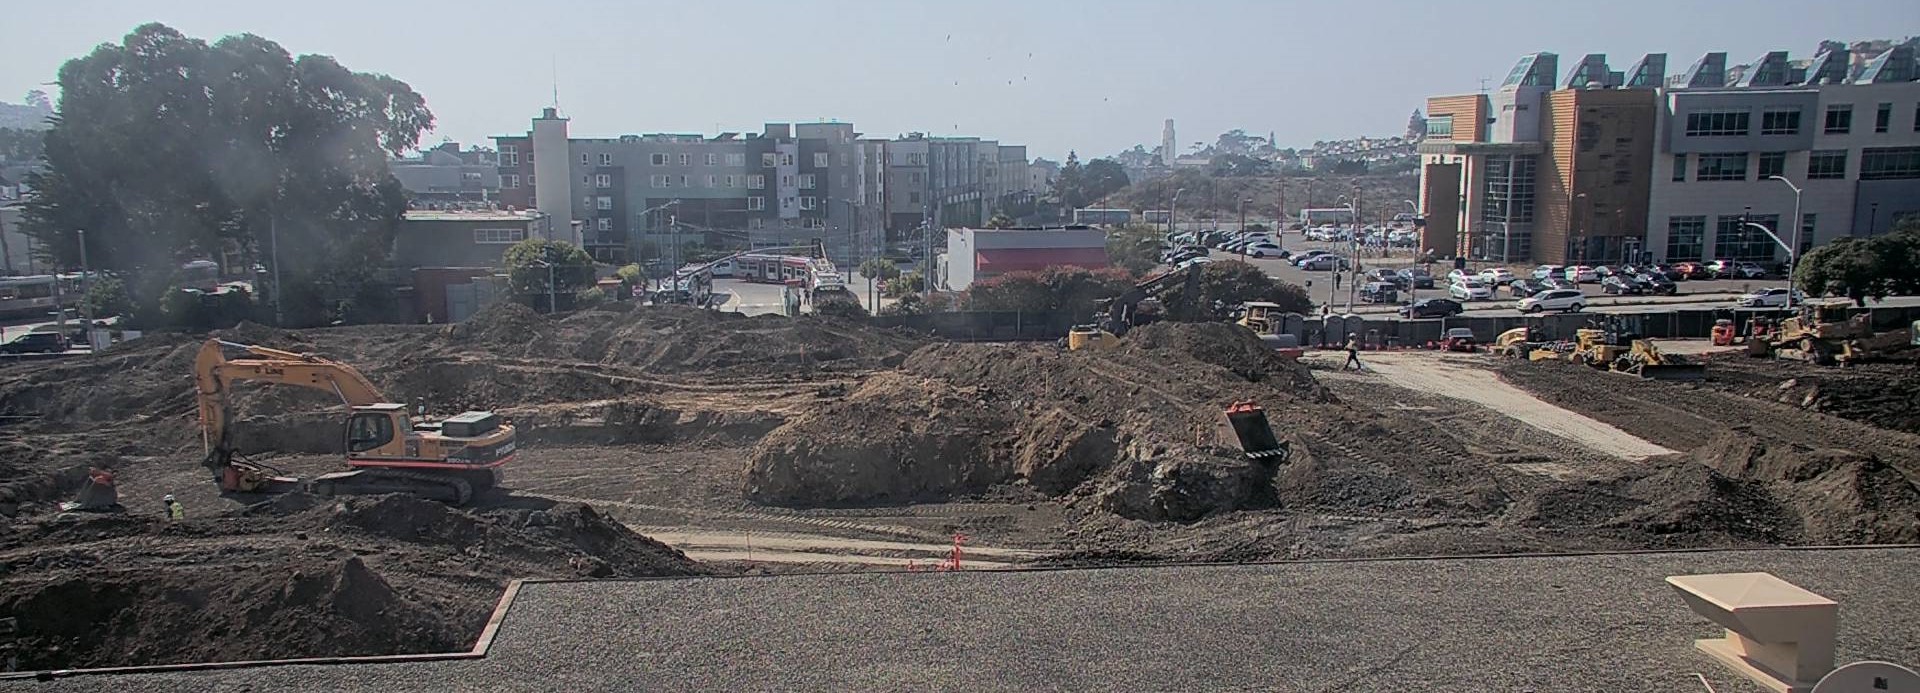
top-left (77, 229), bottom-right (92, 347)
top-left (1769, 175), bottom-right (1804, 309)
top-left (270, 205), bottom-right (284, 326)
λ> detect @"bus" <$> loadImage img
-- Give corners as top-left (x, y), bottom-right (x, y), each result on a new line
top-left (0, 274), bottom-right (83, 320)
top-left (1298, 208), bottom-right (1356, 227)
top-left (732, 253), bottom-right (815, 284)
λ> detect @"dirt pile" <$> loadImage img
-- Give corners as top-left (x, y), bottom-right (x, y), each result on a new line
top-left (1701, 355), bottom-right (1920, 434)
top-left (1694, 429), bottom-right (1920, 543)
top-left (1506, 459), bottom-right (1795, 543)
top-left (0, 495), bottom-right (701, 670)
top-left (746, 323), bottom-right (1325, 520)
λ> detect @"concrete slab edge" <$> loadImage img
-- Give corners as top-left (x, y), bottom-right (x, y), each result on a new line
top-left (0, 579), bottom-right (529, 682)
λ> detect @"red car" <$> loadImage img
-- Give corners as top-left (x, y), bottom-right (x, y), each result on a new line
top-left (1673, 262), bottom-right (1711, 280)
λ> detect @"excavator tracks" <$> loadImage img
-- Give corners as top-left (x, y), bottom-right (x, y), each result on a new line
top-left (311, 468), bottom-right (475, 505)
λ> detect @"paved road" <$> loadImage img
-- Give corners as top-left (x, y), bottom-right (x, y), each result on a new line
top-left (715, 270), bottom-right (892, 317)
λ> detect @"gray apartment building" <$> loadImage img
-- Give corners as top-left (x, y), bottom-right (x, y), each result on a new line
top-left (493, 109), bottom-right (1033, 267)
top-left (387, 142), bottom-right (500, 203)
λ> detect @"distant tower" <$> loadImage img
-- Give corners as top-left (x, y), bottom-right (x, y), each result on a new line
top-left (531, 107), bottom-right (573, 243)
top-left (1162, 119), bottom-right (1176, 167)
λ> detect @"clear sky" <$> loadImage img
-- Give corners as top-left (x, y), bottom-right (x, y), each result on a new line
top-left (2, 0), bottom-right (1912, 159)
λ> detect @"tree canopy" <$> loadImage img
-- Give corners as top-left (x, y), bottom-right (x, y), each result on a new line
top-left (961, 265), bottom-right (1135, 318)
top-left (20, 23), bottom-right (431, 326)
top-left (1795, 219), bottom-right (1920, 306)
top-left (1103, 224), bottom-right (1165, 276)
top-left (1159, 261), bottom-right (1314, 321)
top-left (1054, 151), bottom-right (1131, 209)
top-left (504, 238), bottom-right (596, 312)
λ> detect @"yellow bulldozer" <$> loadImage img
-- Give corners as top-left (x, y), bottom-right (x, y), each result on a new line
top-left (1560, 327), bottom-right (1706, 381)
top-left (1745, 301), bottom-right (1907, 366)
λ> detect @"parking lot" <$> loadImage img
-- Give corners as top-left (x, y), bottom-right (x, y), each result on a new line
top-left (1181, 232), bottom-right (1814, 317)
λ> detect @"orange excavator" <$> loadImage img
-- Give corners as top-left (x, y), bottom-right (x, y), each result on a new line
top-left (194, 339), bottom-right (518, 505)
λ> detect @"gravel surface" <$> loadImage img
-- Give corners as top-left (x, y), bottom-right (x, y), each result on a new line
top-left (5, 547), bottom-right (1914, 692)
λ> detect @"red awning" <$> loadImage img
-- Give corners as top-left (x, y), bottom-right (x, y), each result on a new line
top-left (974, 248), bottom-right (1110, 273)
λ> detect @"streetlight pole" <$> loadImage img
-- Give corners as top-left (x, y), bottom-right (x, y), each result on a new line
top-left (1768, 175), bottom-right (1803, 308)
top-left (1169, 187), bottom-right (1185, 237)
top-left (1239, 198), bottom-right (1252, 234)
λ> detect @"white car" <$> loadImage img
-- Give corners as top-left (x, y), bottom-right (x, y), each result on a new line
top-left (1447, 268), bottom-right (1472, 284)
top-left (1564, 265), bottom-right (1598, 283)
top-left (1302, 254), bottom-right (1346, 271)
top-left (1736, 287), bottom-right (1803, 307)
top-left (1293, 250), bottom-right (1332, 266)
top-left (1449, 279), bottom-right (1494, 301)
top-left (1533, 265), bottom-right (1563, 280)
top-left (1516, 289), bottom-right (1587, 313)
top-left (1177, 256), bottom-right (1215, 269)
top-left (1244, 242), bottom-right (1284, 258)
top-left (1478, 267), bottom-right (1516, 284)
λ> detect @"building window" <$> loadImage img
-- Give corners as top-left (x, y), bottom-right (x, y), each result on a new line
top-left (779, 174), bottom-right (795, 188)
top-left (651, 174), bottom-right (670, 188)
top-left (1716, 214), bottom-right (1779, 262)
top-left (1757, 152), bottom-right (1786, 179)
top-left (596, 218), bottom-right (611, 231)
top-left (504, 174), bottom-right (520, 189)
top-left (677, 154), bottom-right (689, 166)
top-left (1759, 109), bottom-right (1800, 136)
top-left (651, 153), bottom-right (669, 166)
top-left (1824, 104), bottom-right (1852, 134)
top-left (526, 175), bottom-right (534, 185)
top-left (908, 191), bottom-right (922, 204)
top-left (748, 175), bottom-right (765, 189)
top-left (1807, 150), bottom-right (1847, 179)
top-left (706, 153), bottom-right (718, 166)
top-left (779, 153), bottom-right (794, 167)
top-left (501, 145), bottom-right (518, 166)
top-left (1479, 154), bottom-right (1535, 223)
top-left (909, 172), bottom-right (924, 184)
top-left (596, 196), bottom-right (612, 210)
top-left (1695, 153), bottom-right (1749, 181)
top-left (583, 175), bottom-right (591, 184)
top-left (1872, 103), bottom-right (1892, 133)
top-left (1859, 147), bottom-right (1920, 180)
top-left (747, 196), bottom-right (766, 211)
top-left (907, 153), bottom-right (925, 165)
top-left (1914, 103), bottom-right (1920, 132)
top-left (761, 153), bottom-right (776, 167)
top-left (841, 153), bottom-right (850, 166)
top-left (474, 228), bottom-right (527, 244)
top-left (679, 175), bottom-right (689, 187)
top-left (725, 175), bottom-right (738, 188)
top-left (726, 153), bottom-right (745, 166)
top-left (595, 174), bottom-right (611, 188)
top-left (799, 174), bottom-right (816, 189)
top-left (748, 217), bottom-right (765, 229)
top-left (1425, 115), bottom-right (1454, 139)
top-left (600, 153), bottom-right (613, 166)
top-left (1665, 216), bottom-right (1705, 262)
top-left (799, 196), bottom-right (816, 210)
top-left (1684, 110), bottom-right (1749, 137)
top-left (813, 152), bottom-right (829, 168)
top-left (1672, 154), bottom-right (1686, 182)
top-left (1800, 214), bottom-right (1816, 255)
top-left (580, 153), bottom-right (589, 165)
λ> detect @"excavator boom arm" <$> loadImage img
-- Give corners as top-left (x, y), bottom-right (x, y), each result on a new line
top-left (194, 339), bottom-right (389, 460)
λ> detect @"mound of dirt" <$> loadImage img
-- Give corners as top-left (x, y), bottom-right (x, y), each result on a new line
top-left (1506, 459), bottom-right (1795, 544)
top-left (1695, 430), bottom-right (1920, 543)
top-left (0, 495), bottom-right (702, 670)
top-left (747, 323), bottom-right (1319, 519)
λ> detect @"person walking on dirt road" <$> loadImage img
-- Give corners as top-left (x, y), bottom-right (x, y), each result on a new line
top-left (1341, 333), bottom-right (1365, 372)
top-left (162, 494), bottom-right (184, 521)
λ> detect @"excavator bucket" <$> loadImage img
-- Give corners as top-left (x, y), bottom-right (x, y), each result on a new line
top-left (1224, 401), bottom-right (1289, 463)
top-left (58, 468), bottom-right (122, 512)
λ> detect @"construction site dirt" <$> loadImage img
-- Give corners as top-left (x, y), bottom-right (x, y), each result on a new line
top-left (2, 302), bottom-right (1916, 670)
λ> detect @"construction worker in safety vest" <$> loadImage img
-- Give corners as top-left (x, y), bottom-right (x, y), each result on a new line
top-left (163, 494), bottom-right (184, 521)
top-left (1341, 333), bottom-right (1365, 371)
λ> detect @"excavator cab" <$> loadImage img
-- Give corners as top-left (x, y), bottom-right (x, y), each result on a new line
top-left (346, 405), bottom-right (407, 456)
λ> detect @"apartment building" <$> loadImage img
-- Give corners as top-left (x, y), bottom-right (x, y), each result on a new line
top-left (1421, 46), bottom-right (1920, 266)
top-left (494, 109), bottom-right (1032, 266)
top-left (1646, 46), bottom-right (1920, 264)
top-left (387, 142), bottom-right (500, 203)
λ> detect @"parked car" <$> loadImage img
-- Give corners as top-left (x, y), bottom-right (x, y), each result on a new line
top-left (1600, 275), bottom-right (1649, 295)
top-left (1564, 265), bottom-right (1598, 283)
top-left (1647, 263), bottom-right (1685, 281)
top-left (0, 332), bottom-right (69, 354)
top-left (1442, 327), bottom-right (1479, 352)
top-left (1533, 265), bottom-right (1564, 280)
top-left (1242, 242), bottom-right (1285, 258)
top-left (1674, 262), bottom-right (1710, 280)
top-left (1728, 261), bottom-right (1768, 279)
top-left (1176, 256), bottom-right (1214, 269)
top-left (1450, 279), bottom-right (1494, 301)
top-left (1447, 268), bottom-right (1472, 284)
top-left (1517, 289), bottom-right (1587, 313)
top-left (1396, 268), bottom-right (1436, 289)
top-left (1301, 254), bottom-right (1348, 271)
top-left (1369, 268), bottom-right (1400, 284)
top-left (1593, 266), bottom-right (1621, 279)
top-left (1542, 277), bottom-right (1579, 291)
top-left (1736, 287), bottom-right (1804, 307)
top-left (1508, 278), bottom-right (1548, 297)
top-left (1291, 249), bottom-right (1332, 266)
top-left (1400, 298), bottom-right (1465, 319)
top-left (1634, 272), bottom-right (1678, 295)
top-left (1359, 282), bottom-right (1399, 304)
top-left (1704, 260), bottom-right (1735, 278)
top-left (1478, 267), bottom-right (1516, 284)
